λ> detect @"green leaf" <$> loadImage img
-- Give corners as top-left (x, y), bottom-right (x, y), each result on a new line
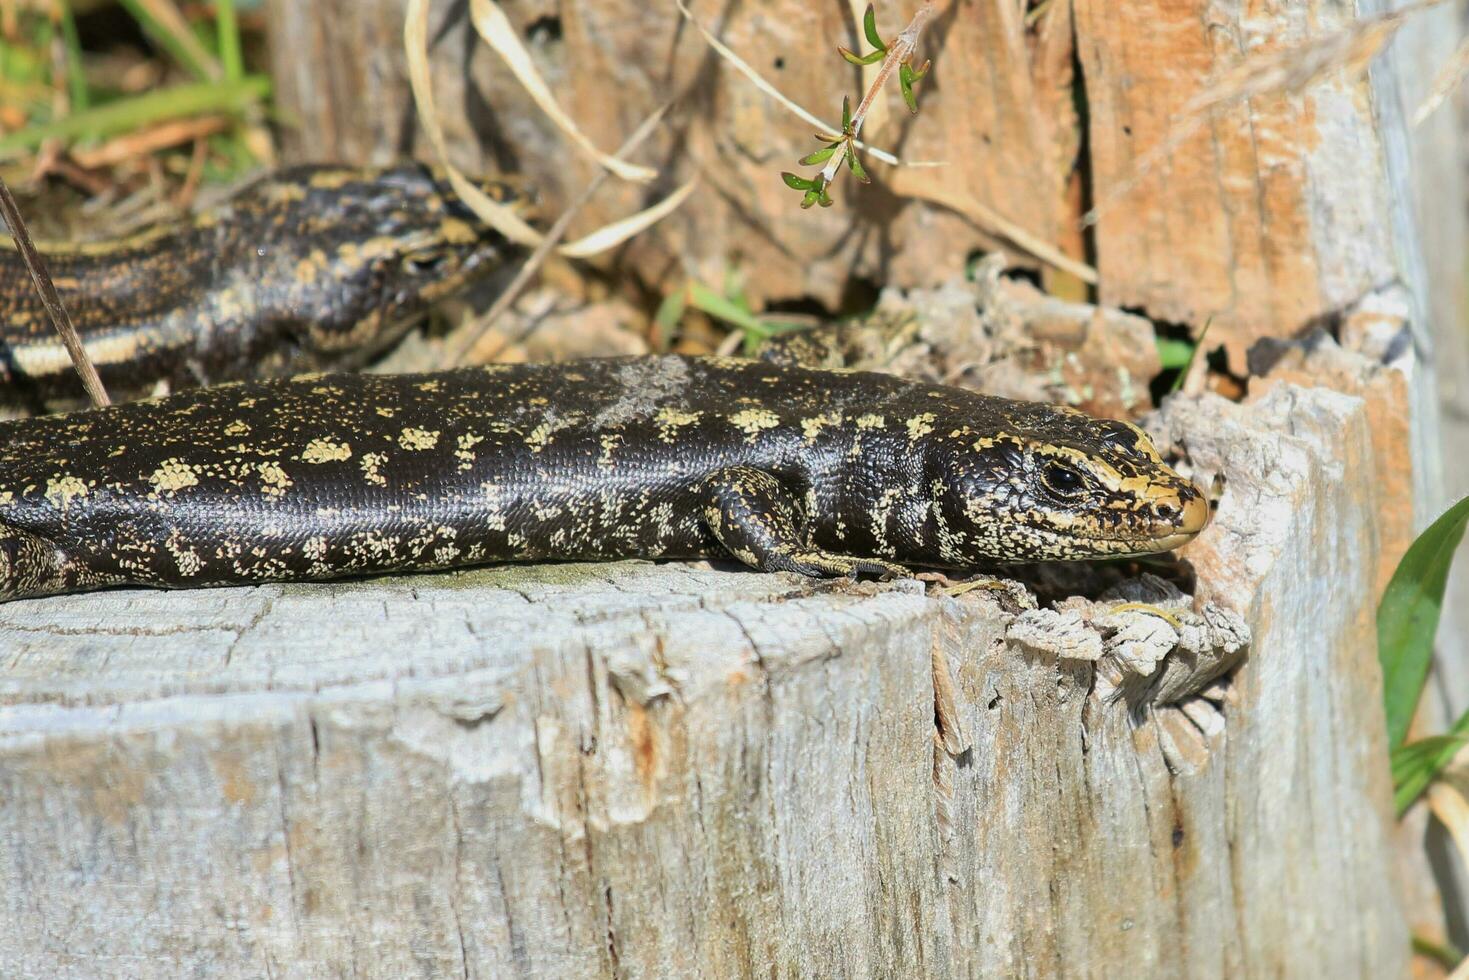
top-left (839, 46), bottom-right (886, 66)
top-left (781, 171), bottom-right (815, 191)
top-left (845, 144), bottom-right (869, 183)
top-left (799, 145), bottom-right (839, 166)
top-left (1393, 727), bottom-right (1469, 815)
top-left (841, 95), bottom-right (852, 132)
top-left (817, 186), bottom-right (834, 207)
top-left (862, 4), bottom-right (885, 51)
top-left (899, 62), bottom-right (920, 113)
top-left (800, 188), bottom-right (822, 209)
top-left (1379, 495), bottom-right (1469, 751)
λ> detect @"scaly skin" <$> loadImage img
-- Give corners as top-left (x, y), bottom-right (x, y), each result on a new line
top-left (0, 355), bottom-right (1208, 602)
top-left (0, 164), bottom-right (523, 400)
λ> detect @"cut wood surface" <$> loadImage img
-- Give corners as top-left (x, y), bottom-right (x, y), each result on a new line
top-left (0, 378), bottom-right (1407, 978)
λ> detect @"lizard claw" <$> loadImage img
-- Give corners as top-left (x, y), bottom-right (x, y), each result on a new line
top-left (789, 551), bottom-right (911, 580)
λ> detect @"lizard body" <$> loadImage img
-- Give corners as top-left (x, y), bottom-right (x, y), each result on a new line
top-left (0, 164), bottom-right (521, 400)
top-left (0, 354), bottom-right (1206, 602)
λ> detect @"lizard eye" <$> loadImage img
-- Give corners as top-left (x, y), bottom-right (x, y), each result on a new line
top-left (1042, 462), bottom-right (1086, 496)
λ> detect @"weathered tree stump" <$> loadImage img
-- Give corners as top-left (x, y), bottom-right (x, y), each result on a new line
top-left (0, 0), bottom-right (1458, 974)
top-left (0, 372), bottom-right (1407, 976)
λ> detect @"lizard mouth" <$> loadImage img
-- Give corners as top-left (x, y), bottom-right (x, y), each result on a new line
top-left (1085, 486), bottom-right (1210, 554)
top-left (1148, 482), bottom-right (1209, 540)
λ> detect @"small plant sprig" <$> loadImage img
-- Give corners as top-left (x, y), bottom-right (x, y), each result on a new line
top-left (781, 2), bottom-right (933, 209)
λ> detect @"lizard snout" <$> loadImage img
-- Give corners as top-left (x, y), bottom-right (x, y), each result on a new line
top-left (1144, 481), bottom-right (1209, 541)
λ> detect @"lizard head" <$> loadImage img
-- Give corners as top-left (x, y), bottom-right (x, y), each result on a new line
top-left (930, 405), bottom-right (1208, 563)
top-left (228, 163), bottom-right (529, 358)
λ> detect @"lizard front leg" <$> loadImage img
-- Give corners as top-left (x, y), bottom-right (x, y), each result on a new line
top-left (699, 466), bottom-right (909, 579)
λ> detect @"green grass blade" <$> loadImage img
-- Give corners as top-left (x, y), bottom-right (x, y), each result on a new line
top-left (118, 0), bottom-right (217, 81)
top-left (0, 76), bottom-right (271, 159)
top-left (215, 0), bottom-right (245, 83)
top-left (686, 280), bottom-right (762, 335)
top-left (1167, 316), bottom-right (1213, 395)
top-left (1155, 337), bottom-right (1195, 370)
top-left (58, 1), bottom-right (91, 111)
top-left (683, 281), bottom-right (806, 355)
top-left (1379, 495), bottom-right (1469, 751)
top-left (652, 287), bottom-right (688, 353)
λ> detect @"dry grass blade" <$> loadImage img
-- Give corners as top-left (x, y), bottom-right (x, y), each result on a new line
top-left (1083, 0), bottom-right (1445, 227)
top-left (407, 0), bottom-right (693, 260)
top-left (404, 0), bottom-right (541, 248)
top-left (913, 182), bottom-right (1097, 284)
top-left (468, 0), bottom-right (655, 183)
top-left (0, 175), bottom-right (110, 407)
top-left (558, 180), bottom-right (696, 257)
top-left (437, 104), bottom-right (676, 368)
top-left (1413, 32), bottom-right (1469, 127)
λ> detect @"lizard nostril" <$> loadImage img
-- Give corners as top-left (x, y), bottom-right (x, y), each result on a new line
top-left (1152, 501), bottom-right (1180, 523)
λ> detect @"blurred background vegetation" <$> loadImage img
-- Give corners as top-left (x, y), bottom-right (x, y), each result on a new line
top-left (0, 0), bottom-right (272, 238)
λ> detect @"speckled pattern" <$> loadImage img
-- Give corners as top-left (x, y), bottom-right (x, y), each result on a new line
top-left (0, 354), bottom-right (1208, 601)
top-left (0, 164), bottom-right (522, 399)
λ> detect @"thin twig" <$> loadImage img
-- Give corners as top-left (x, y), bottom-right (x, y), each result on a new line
top-left (437, 104), bottom-right (674, 369)
top-left (847, 0), bottom-right (887, 138)
top-left (0, 174), bottom-right (110, 407)
top-left (817, 1), bottom-right (935, 188)
top-left (672, 0), bottom-right (938, 169)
